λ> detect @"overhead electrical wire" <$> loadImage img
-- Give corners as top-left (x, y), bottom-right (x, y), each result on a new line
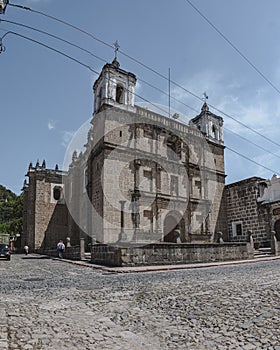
top-left (0, 18), bottom-right (198, 114)
top-left (226, 146), bottom-right (279, 175)
top-left (0, 18), bottom-right (106, 63)
top-left (2, 17), bottom-right (279, 152)
top-left (0, 30), bottom-right (171, 117)
top-left (2, 18), bottom-right (280, 164)
top-left (1, 9), bottom-right (279, 173)
top-left (185, 0), bottom-right (280, 96)
top-left (1, 30), bottom-right (278, 175)
top-left (8, 2), bottom-right (114, 50)
top-left (6, 1), bottom-right (280, 150)
top-left (224, 126), bottom-right (280, 161)
top-left (5, 16), bottom-right (280, 161)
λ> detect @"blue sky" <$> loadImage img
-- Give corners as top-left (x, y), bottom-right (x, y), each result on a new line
top-left (1, 0), bottom-right (280, 194)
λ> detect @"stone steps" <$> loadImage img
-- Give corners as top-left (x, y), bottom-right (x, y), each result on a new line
top-left (254, 248), bottom-right (272, 258)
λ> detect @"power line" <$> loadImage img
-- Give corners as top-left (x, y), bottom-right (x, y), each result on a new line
top-left (224, 126), bottom-right (280, 160)
top-left (208, 103), bottom-right (280, 148)
top-left (1, 15), bottom-right (279, 174)
top-left (8, 2), bottom-right (114, 51)
top-left (185, 0), bottom-right (280, 96)
top-left (1, 30), bottom-right (99, 71)
top-left (8, 1), bottom-right (280, 150)
top-left (1, 31), bottom-right (277, 175)
top-left (226, 146), bottom-right (279, 175)
top-left (0, 18), bottom-right (106, 63)
top-left (4, 17), bottom-right (278, 149)
top-left (6, 15), bottom-right (280, 155)
top-left (3, 18), bottom-right (279, 161)
top-left (0, 18), bottom-right (197, 115)
top-left (0, 30), bottom-right (171, 117)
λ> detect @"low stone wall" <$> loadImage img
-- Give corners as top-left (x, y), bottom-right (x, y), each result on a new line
top-left (63, 246), bottom-right (81, 260)
top-left (37, 246), bottom-right (81, 260)
top-left (271, 241), bottom-right (280, 256)
top-left (92, 242), bottom-right (253, 267)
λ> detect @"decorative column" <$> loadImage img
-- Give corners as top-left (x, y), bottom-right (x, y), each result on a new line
top-left (132, 159), bottom-right (141, 242)
top-left (80, 237), bottom-right (85, 259)
top-left (155, 164), bottom-right (162, 238)
top-left (118, 200), bottom-right (127, 242)
top-left (135, 159), bottom-right (141, 190)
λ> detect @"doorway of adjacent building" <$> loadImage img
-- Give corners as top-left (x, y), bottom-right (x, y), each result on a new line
top-left (274, 219), bottom-right (280, 241)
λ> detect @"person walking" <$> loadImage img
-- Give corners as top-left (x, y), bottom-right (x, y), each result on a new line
top-left (24, 244), bottom-right (29, 255)
top-left (57, 240), bottom-right (65, 259)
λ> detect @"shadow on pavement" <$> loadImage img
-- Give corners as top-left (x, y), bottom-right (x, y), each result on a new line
top-left (21, 256), bottom-right (52, 260)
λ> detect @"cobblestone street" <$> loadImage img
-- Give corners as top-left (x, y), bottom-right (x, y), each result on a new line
top-left (0, 255), bottom-right (280, 349)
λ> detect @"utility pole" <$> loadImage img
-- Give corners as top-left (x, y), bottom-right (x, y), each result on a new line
top-left (0, 0), bottom-right (9, 14)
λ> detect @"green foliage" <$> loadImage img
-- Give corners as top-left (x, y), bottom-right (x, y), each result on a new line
top-left (0, 186), bottom-right (23, 236)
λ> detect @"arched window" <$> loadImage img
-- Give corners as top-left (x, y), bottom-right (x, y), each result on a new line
top-left (116, 84), bottom-right (125, 104)
top-left (212, 124), bottom-right (217, 139)
top-left (53, 186), bottom-right (62, 201)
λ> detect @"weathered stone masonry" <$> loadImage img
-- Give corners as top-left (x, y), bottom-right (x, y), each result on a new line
top-left (225, 177), bottom-right (270, 247)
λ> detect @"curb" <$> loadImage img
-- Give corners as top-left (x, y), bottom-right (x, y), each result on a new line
top-left (51, 255), bottom-right (280, 274)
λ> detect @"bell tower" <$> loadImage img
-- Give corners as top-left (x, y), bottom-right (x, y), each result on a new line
top-left (190, 102), bottom-right (224, 144)
top-left (93, 58), bottom-right (137, 114)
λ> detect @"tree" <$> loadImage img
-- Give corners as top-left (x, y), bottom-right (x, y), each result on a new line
top-left (0, 186), bottom-right (23, 236)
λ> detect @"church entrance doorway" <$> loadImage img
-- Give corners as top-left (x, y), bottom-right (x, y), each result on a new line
top-left (163, 213), bottom-right (184, 243)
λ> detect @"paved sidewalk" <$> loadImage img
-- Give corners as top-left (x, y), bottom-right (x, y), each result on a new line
top-left (52, 254), bottom-right (280, 273)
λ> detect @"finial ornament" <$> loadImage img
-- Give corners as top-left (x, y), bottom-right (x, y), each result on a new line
top-left (203, 92), bottom-right (208, 103)
top-left (113, 40), bottom-right (120, 59)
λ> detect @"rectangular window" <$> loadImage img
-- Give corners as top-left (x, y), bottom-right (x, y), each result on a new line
top-left (232, 221), bottom-right (243, 237)
top-left (143, 170), bottom-right (152, 180)
top-left (192, 179), bottom-right (201, 198)
top-left (144, 210), bottom-right (153, 219)
top-left (236, 224), bottom-right (242, 236)
top-left (170, 175), bottom-right (179, 196)
top-left (195, 180), bottom-right (201, 194)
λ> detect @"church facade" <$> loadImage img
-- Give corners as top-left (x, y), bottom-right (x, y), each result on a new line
top-left (22, 59), bottom-right (231, 254)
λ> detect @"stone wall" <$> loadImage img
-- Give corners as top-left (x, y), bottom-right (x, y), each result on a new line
top-left (91, 242), bottom-right (252, 267)
top-left (37, 245), bottom-right (81, 260)
top-left (22, 163), bottom-right (80, 252)
top-left (226, 177), bottom-right (269, 247)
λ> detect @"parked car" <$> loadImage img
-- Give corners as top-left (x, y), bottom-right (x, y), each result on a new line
top-left (0, 243), bottom-right (11, 260)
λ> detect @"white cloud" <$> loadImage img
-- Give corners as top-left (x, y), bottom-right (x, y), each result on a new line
top-left (171, 68), bottom-right (280, 136)
top-left (169, 67), bottom-right (280, 183)
top-left (47, 120), bottom-right (56, 130)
